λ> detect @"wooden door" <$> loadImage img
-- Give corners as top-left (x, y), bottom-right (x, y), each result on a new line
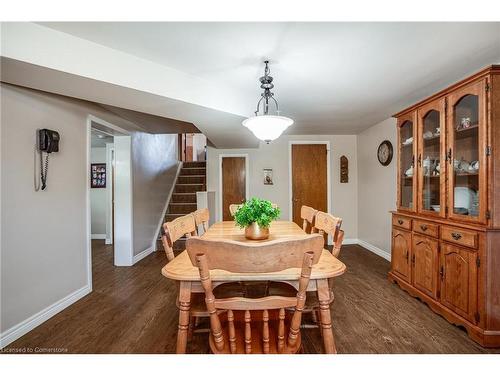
top-left (446, 79), bottom-right (487, 224)
top-left (397, 111), bottom-right (418, 212)
top-left (416, 98), bottom-right (446, 217)
top-left (412, 234), bottom-right (439, 299)
top-left (291, 144), bottom-right (328, 227)
top-left (222, 156), bottom-right (246, 221)
top-left (391, 229), bottom-right (411, 283)
top-left (440, 243), bottom-right (478, 322)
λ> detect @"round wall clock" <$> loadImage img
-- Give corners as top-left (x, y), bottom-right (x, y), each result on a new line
top-left (377, 140), bottom-right (393, 166)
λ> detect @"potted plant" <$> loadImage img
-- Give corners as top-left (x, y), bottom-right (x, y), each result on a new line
top-left (234, 198), bottom-right (281, 240)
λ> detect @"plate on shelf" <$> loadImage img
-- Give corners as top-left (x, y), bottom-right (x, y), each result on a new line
top-left (453, 207), bottom-right (469, 215)
top-left (431, 205), bottom-right (440, 212)
top-left (454, 187), bottom-right (475, 210)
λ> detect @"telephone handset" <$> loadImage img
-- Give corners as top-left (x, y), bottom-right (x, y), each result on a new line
top-left (34, 129), bottom-right (60, 191)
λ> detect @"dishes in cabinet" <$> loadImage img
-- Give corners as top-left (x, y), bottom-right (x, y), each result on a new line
top-left (454, 187), bottom-right (475, 210)
top-left (430, 205), bottom-right (440, 212)
top-left (423, 131), bottom-right (434, 139)
top-left (405, 165), bottom-right (414, 177)
top-left (402, 137), bottom-right (413, 146)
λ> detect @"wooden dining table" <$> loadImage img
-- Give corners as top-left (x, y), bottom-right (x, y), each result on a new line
top-left (162, 220), bottom-right (346, 354)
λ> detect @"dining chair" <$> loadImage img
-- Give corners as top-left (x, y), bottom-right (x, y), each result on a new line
top-left (193, 208), bottom-right (210, 235)
top-left (312, 211), bottom-right (343, 247)
top-left (300, 205), bottom-right (318, 233)
top-left (162, 214), bottom-right (197, 262)
top-left (162, 213), bottom-right (246, 344)
top-left (186, 234), bottom-right (324, 354)
top-left (229, 204), bottom-right (243, 217)
top-left (271, 212), bottom-right (344, 329)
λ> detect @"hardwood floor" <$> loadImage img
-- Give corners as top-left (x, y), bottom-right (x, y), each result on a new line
top-left (5, 240), bottom-right (499, 354)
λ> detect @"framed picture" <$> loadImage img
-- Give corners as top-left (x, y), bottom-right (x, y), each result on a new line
top-left (91, 163), bottom-right (106, 188)
top-left (263, 168), bottom-right (273, 185)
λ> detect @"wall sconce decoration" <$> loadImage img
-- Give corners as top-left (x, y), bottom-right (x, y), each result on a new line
top-left (340, 156), bottom-right (348, 183)
top-left (263, 168), bottom-right (274, 185)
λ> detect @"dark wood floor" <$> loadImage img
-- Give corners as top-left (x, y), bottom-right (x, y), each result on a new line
top-left (6, 240), bottom-right (500, 353)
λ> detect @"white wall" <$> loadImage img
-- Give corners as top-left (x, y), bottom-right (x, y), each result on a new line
top-left (0, 83), bottom-right (180, 347)
top-left (357, 118), bottom-right (397, 256)
top-left (132, 133), bottom-right (179, 256)
top-left (90, 147), bottom-right (108, 237)
top-left (206, 135), bottom-right (358, 241)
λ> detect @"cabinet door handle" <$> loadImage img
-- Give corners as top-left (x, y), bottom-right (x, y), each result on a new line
top-left (447, 148), bottom-right (452, 164)
top-left (420, 224), bottom-right (428, 232)
top-left (398, 219), bottom-right (404, 225)
top-left (412, 254), bottom-right (416, 265)
top-left (418, 154), bottom-right (422, 167)
top-left (405, 251), bottom-right (409, 262)
top-left (440, 266), bottom-right (444, 281)
top-left (451, 232), bottom-right (462, 241)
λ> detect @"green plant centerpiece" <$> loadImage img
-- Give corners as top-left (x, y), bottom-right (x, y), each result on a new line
top-left (234, 198), bottom-right (281, 240)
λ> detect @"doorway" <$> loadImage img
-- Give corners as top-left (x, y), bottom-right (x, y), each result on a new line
top-left (219, 155), bottom-right (249, 221)
top-left (289, 142), bottom-right (330, 229)
top-left (87, 115), bottom-right (133, 277)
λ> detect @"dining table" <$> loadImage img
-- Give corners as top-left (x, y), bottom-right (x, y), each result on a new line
top-left (162, 220), bottom-right (346, 354)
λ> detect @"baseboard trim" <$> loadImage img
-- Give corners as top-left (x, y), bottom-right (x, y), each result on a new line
top-left (153, 162), bottom-right (183, 251)
top-left (91, 234), bottom-right (106, 240)
top-left (357, 239), bottom-right (391, 261)
top-left (342, 238), bottom-right (358, 245)
top-left (0, 284), bottom-right (91, 349)
top-left (133, 246), bottom-right (154, 264)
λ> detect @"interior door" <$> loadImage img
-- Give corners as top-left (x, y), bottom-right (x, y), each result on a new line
top-left (446, 79), bottom-right (487, 223)
top-left (412, 234), bottom-right (439, 299)
top-left (221, 156), bottom-right (246, 221)
top-left (391, 229), bottom-right (411, 283)
top-left (291, 144), bottom-right (328, 227)
top-left (440, 243), bottom-right (478, 322)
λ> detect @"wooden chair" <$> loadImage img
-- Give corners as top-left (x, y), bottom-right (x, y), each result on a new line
top-left (186, 235), bottom-right (324, 354)
top-left (193, 208), bottom-right (210, 235)
top-left (162, 214), bottom-right (246, 344)
top-left (271, 212), bottom-right (344, 329)
top-left (312, 211), bottom-right (343, 247)
top-left (162, 214), bottom-right (197, 262)
top-left (229, 204), bottom-right (243, 217)
top-left (300, 205), bottom-right (318, 233)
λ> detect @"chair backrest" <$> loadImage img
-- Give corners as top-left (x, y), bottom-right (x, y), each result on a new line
top-left (331, 229), bottom-right (344, 258)
top-left (193, 208), bottom-right (210, 235)
top-left (313, 211), bottom-right (342, 245)
top-left (161, 214), bottom-right (197, 262)
top-left (229, 204), bottom-right (242, 217)
top-left (188, 235), bottom-right (323, 354)
top-left (186, 234), bottom-right (323, 273)
top-left (300, 205), bottom-right (318, 233)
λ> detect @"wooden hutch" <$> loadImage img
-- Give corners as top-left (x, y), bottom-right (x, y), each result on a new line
top-left (389, 65), bottom-right (500, 347)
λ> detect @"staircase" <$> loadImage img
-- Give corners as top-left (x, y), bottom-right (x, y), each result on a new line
top-left (165, 161), bottom-right (206, 223)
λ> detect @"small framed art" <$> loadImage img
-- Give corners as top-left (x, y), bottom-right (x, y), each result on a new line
top-left (91, 163), bottom-right (106, 188)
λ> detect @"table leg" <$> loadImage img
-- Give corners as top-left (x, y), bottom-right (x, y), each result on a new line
top-left (176, 281), bottom-right (192, 354)
top-left (316, 278), bottom-right (337, 354)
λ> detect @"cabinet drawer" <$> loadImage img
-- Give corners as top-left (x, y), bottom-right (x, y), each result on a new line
top-left (393, 215), bottom-right (411, 230)
top-left (413, 220), bottom-right (439, 238)
top-left (442, 226), bottom-right (478, 249)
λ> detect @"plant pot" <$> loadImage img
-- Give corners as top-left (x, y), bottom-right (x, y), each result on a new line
top-left (244, 222), bottom-right (270, 240)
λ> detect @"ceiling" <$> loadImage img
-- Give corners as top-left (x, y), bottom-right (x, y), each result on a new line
top-left (38, 22), bottom-right (500, 135)
top-left (91, 128), bottom-right (114, 147)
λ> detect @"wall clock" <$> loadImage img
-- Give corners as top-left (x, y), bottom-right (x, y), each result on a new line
top-left (377, 140), bottom-right (393, 166)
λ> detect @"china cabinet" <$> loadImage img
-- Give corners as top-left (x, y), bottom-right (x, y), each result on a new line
top-left (389, 65), bottom-right (500, 347)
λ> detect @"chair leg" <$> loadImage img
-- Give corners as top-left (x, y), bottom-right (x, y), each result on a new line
top-left (188, 316), bottom-right (195, 342)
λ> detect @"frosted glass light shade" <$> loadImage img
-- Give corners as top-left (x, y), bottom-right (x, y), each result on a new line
top-left (242, 115), bottom-right (294, 143)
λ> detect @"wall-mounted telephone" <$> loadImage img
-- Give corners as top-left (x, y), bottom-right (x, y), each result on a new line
top-left (34, 129), bottom-right (60, 191)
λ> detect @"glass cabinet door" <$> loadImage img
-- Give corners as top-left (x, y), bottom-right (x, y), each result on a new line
top-left (398, 112), bottom-right (417, 211)
top-left (447, 79), bottom-right (486, 223)
top-left (417, 99), bottom-right (445, 216)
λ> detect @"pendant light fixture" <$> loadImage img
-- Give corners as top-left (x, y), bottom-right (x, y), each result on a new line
top-left (242, 60), bottom-right (293, 143)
